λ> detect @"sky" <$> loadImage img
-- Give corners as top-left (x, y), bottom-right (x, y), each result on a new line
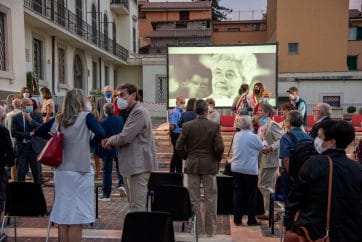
top-left (149, 0), bottom-right (362, 20)
top-left (221, 0), bottom-right (362, 20)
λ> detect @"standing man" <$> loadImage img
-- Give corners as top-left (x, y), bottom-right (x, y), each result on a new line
top-left (97, 86), bottom-right (114, 120)
top-left (98, 103), bottom-right (125, 202)
top-left (11, 98), bottom-right (44, 184)
top-left (176, 99), bottom-right (224, 237)
top-left (169, 96), bottom-right (185, 173)
top-left (256, 103), bottom-right (282, 219)
top-left (102, 83), bottom-right (157, 212)
top-left (287, 87), bottom-right (307, 124)
top-left (309, 103), bottom-right (331, 139)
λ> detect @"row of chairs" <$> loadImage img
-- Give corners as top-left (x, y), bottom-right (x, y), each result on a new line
top-left (0, 172), bottom-right (197, 242)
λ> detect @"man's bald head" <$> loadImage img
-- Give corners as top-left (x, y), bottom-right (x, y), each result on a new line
top-left (21, 98), bottom-right (33, 107)
top-left (12, 99), bottom-right (22, 109)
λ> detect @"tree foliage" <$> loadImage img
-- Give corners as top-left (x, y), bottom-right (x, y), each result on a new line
top-left (211, 0), bottom-right (232, 21)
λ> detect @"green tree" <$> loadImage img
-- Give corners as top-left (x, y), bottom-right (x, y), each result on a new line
top-left (212, 0), bottom-right (232, 21)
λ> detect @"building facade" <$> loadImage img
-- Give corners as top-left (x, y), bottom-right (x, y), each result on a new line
top-left (0, 0), bottom-right (139, 101)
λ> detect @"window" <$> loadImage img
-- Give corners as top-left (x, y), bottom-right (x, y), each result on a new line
top-left (56, 0), bottom-right (65, 26)
top-left (288, 43), bottom-right (299, 55)
top-left (91, 4), bottom-right (97, 44)
top-left (227, 28), bottom-right (240, 32)
top-left (33, 0), bottom-right (43, 14)
top-left (33, 38), bottom-right (43, 79)
top-left (347, 55), bottom-right (358, 70)
top-left (76, 0), bottom-right (83, 36)
top-left (103, 14), bottom-right (109, 50)
top-left (176, 23), bottom-right (187, 29)
top-left (0, 12), bottom-right (6, 71)
top-left (155, 75), bottom-right (167, 103)
top-left (58, 47), bottom-right (65, 84)
top-left (112, 22), bottom-right (117, 54)
top-left (139, 11), bottom-right (146, 19)
top-left (113, 69), bottom-right (117, 87)
top-left (323, 96), bottom-right (341, 107)
top-left (349, 27), bottom-right (362, 40)
top-left (104, 65), bottom-right (109, 86)
top-left (132, 27), bottom-right (136, 53)
top-left (179, 11), bottom-right (189, 21)
top-left (253, 24), bottom-right (261, 31)
top-left (92, 61), bottom-right (98, 89)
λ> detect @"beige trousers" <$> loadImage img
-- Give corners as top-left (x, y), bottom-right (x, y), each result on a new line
top-left (258, 167), bottom-right (279, 215)
top-left (187, 174), bottom-right (217, 236)
top-left (124, 172), bottom-right (150, 212)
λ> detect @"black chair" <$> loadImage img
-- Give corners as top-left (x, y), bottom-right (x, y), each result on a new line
top-left (121, 211), bottom-right (175, 242)
top-left (0, 182), bottom-right (51, 242)
top-left (146, 172), bottom-right (183, 210)
top-left (151, 185), bottom-right (197, 242)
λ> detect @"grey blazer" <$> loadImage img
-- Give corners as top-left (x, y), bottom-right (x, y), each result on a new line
top-left (260, 120), bottom-right (282, 168)
top-left (107, 102), bottom-right (157, 177)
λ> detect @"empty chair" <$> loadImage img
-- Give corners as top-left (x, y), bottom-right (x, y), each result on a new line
top-left (121, 211), bottom-right (175, 242)
top-left (146, 172), bottom-right (183, 210)
top-left (0, 182), bottom-right (51, 242)
top-left (151, 185), bottom-right (197, 242)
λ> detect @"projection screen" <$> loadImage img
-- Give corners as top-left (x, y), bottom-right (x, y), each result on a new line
top-left (167, 44), bottom-right (277, 108)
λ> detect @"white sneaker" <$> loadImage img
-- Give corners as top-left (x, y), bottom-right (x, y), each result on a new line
top-left (99, 197), bottom-right (111, 202)
top-left (118, 186), bottom-right (127, 196)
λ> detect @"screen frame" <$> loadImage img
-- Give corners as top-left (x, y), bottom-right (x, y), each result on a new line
top-left (167, 43), bottom-right (279, 109)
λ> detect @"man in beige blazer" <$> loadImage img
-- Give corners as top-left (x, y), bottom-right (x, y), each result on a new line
top-left (176, 99), bottom-right (224, 237)
top-left (256, 103), bottom-right (282, 219)
top-left (103, 83), bottom-right (157, 212)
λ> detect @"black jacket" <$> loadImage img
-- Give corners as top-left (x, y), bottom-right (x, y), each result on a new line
top-left (285, 149), bottom-right (362, 242)
top-left (0, 125), bottom-right (15, 168)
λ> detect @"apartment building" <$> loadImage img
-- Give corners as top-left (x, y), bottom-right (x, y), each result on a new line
top-left (0, 0), bottom-right (140, 100)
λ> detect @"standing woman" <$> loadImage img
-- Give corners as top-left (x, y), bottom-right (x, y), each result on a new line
top-left (40, 87), bottom-right (55, 123)
top-left (35, 89), bottom-right (105, 242)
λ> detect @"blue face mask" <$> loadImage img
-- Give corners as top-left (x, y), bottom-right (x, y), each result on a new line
top-left (105, 92), bottom-right (112, 99)
top-left (25, 106), bottom-right (33, 113)
top-left (259, 117), bottom-right (269, 126)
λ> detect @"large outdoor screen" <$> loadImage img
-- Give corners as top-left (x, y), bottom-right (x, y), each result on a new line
top-left (167, 44), bottom-right (277, 108)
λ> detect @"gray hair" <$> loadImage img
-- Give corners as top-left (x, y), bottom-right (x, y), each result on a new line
top-left (103, 103), bottom-right (114, 116)
top-left (234, 115), bottom-right (252, 130)
top-left (317, 103), bottom-right (331, 116)
top-left (286, 110), bottom-right (303, 127)
top-left (259, 103), bottom-right (273, 116)
top-left (195, 99), bottom-right (208, 115)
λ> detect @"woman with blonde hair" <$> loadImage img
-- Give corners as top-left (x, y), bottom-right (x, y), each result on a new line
top-left (35, 88), bottom-right (105, 242)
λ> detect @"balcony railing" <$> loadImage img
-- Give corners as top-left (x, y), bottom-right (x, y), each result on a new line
top-left (24, 0), bottom-right (128, 62)
top-left (111, 0), bottom-right (129, 10)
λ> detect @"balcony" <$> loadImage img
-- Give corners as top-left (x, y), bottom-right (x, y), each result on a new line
top-left (24, 0), bottom-right (128, 62)
top-left (110, 0), bottom-right (129, 15)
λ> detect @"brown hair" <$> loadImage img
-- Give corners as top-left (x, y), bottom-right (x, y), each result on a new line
top-left (238, 84), bottom-right (249, 95)
top-left (117, 83), bottom-right (139, 101)
top-left (20, 87), bottom-right (32, 98)
top-left (280, 103), bottom-right (296, 112)
top-left (185, 98), bottom-right (196, 111)
top-left (40, 87), bottom-right (52, 99)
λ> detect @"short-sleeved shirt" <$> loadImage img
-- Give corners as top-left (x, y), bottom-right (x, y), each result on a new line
top-left (279, 127), bottom-right (313, 159)
top-left (169, 107), bottom-right (183, 134)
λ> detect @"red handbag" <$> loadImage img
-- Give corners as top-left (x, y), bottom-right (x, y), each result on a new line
top-left (38, 126), bottom-right (63, 167)
top-left (285, 156), bottom-right (333, 242)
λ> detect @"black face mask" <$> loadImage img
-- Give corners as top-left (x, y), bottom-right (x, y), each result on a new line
top-left (254, 89), bottom-right (260, 94)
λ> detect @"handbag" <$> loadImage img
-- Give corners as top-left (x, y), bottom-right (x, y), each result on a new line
top-left (37, 125), bottom-right (63, 167)
top-left (222, 133), bottom-right (235, 176)
top-left (285, 156), bottom-right (333, 242)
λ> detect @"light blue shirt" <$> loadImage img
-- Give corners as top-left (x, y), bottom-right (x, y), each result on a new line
top-left (231, 129), bottom-right (264, 175)
top-left (295, 96), bottom-right (306, 118)
top-left (169, 107), bottom-right (183, 134)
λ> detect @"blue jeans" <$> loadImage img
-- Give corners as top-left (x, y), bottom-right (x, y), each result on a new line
top-left (102, 155), bottom-right (124, 197)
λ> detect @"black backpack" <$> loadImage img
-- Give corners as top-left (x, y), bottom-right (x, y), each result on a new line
top-left (287, 132), bottom-right (317, 181)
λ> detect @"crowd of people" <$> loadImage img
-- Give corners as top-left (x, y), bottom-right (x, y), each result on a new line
top-left (0, 81), bottom-right (361, 241)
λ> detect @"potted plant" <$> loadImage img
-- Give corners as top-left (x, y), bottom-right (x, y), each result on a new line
top-left (344, 105), bottom-right (356, 121)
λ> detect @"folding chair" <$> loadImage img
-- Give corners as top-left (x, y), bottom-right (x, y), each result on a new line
top-left (0, 182), bottom-right (51, 242)
top-left (121, 211), bottom-right (175, 242)
top-left (146, 172), bottom-right (183, 210)
top-left (151, 185), bottom-right (197, 242)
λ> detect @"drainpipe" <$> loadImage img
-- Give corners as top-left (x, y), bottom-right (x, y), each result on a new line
top-left (52, 36), bottom-right (55, 94)
top-left (99, 57), bottom-right (102, 89)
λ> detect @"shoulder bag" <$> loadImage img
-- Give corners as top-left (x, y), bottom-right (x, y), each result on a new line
top-left (37, 125), bottom-right (63, 167)
top-left (284, 155), bottom-right (333, 242)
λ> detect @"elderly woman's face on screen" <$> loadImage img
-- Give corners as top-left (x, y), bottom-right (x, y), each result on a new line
top-left (211, 59), bottom-right (242, 98)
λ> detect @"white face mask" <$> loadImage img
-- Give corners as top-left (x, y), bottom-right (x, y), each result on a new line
top-left (23, 93), bottom-right (30, 98)
top-left (314, 137), bottom-right (328, 154)
top-left (179, 104), bottom-right (185, 110)
top-left (117, 98), bottom-right (128, 110)
top-left (86, 101), bottom-right (93, 112)
top-left (208, 106), bottom-right (213, 112)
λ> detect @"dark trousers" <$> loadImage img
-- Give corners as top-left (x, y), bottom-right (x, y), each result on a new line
top-left (102, 155), bottom-right (124, 197)
top-left (170, 132), bottom-right (182, 173)
top-left (232, 172), bottom-right (258, 224)
top-left (16, 143), bottom-right (41, 184)
top-left (0, 168), bottom-right (6, 214)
